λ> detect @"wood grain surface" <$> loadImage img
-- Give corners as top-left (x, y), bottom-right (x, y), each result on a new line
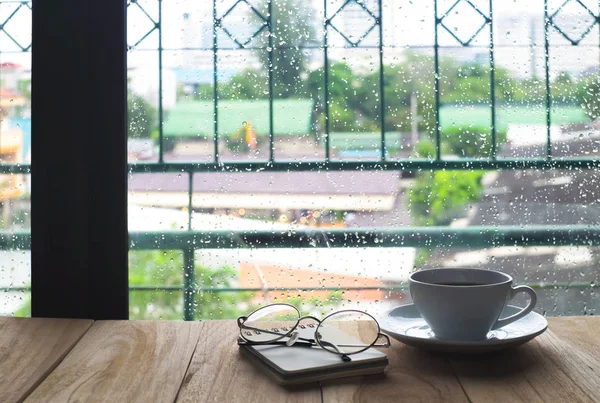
top-left (11, 316), bottom-right (600, 403)
top-left (24, 320), bottom-right (203, 403)
top-left (176, 320), bottom-right (321, 403)
top-left (0, 317), bottom-right (92, 403)
top-left (320, 323), bottom-right (470, 403)
top-left (449, 316), bottom-right (600, 403)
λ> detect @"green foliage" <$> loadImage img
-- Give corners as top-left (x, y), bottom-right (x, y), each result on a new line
top-left (15, 297), bottom-right (30, 317)
top-left (128, 92), bottom-right (157, 139)
top-left (129, 250), bottom-right (253, 320)
top-left (408, 125), bottom-right (505, 229)
top-left (414, 249), bottom-right (433, 268)
top-left (177, 83), bottom-right (214, 101)
top-left (442, 125), bottom-right (507, 158)
top-left (307, 62), bottom-right (380, 132)
top-left (408, 170), bottom-right (485, 226)
top-left (194, 84), bottom-right (214, 101)
top-left (413, 138), bottom-right (435, 159)
top-left (128, 250), bottom-right (342, 320)
top-left (575, 73), bottom-right (600, 120)
top-left (17, 79), bottom-right (31, 101)
top-left (195, 269), bottom-right (255, 320)
top-left (220, 69), bottom-right (268, 100)
top-left (551, 71), bottom-right (575, 101)
top-left (212, 48), bottom-right (565, 138)
top-left (252, 0), bottom-right (317, 98)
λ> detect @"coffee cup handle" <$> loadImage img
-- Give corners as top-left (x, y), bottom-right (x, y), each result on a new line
top-left (491, 285), bottom-right (537, 330)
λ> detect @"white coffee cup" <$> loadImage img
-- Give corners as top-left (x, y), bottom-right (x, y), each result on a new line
top-left (409, 268), bottom-right (537, 341)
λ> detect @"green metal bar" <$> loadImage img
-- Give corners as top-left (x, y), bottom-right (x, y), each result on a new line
top-left (158, 0), bottom-right (164, 163)
top-left (187, 172), bottom-right (193, 230)
top-left (128, 27), bottom-right (158, 50)
top-left (544, 0), bottom-right (552, 158)
top-left (547, 0), bottom-right (597, 45)
top-left (220, 23), bottom-right (268, 49)
top-left (489, 0), bottom-right (497, 159)
top-left (128, 226), bottom-right (600, 250)
top-left (378, 0), bottom-right (386, 161)
top-left (213, 0), bottom-right (220, 163)
top-left (126, 43), bottom-right (600, 52)
top-left (183, 247), bottom-right (195, 321)
top-left (131, 1), bottom-right (158, 25)
top-left (0, 232), bottom-right (31, 249)
top-left (434, 0), bottom-right (442, 160)
top-left (440, 18), bottom-right (489, 47)
top-left (324, 0), bottom-right (330, 162)
top-left (4, 225), bottom-right (600, 252)
top-left (328, 0), bottom-right (351, 21)
top-left (128, 157), bottom-right (600, 173)
top-left (0, 2), bottom-right (28, 52)
top-left (0, 164), bottom-right (30, 174)
top-left (267, 0), bottom-right (275, 162)
top-left (328, 19), bottom-right (376, 47)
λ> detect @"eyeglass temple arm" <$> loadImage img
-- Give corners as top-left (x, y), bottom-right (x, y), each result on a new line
top-left (237, 317), bottom-right (316, 343)
top-left (238, 339), bottom-right (315, 348)
top-left (374, 333), bottom-right (391, 347)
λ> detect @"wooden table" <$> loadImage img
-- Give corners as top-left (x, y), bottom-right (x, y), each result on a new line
top-left (1, 316), bottom-right (599, 402)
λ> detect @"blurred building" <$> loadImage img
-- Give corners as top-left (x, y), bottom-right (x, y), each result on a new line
top-left (494, 13), bottom-right (598, 79)
top-left (424, 137), bottom-right (600, 315)
top-left (129, 170), bottom-right (400, 217)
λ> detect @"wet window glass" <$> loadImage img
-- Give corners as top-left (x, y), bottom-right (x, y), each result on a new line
top-left (127, 0), bottom-right (600, 320)
top-left (0, 0), bottom-right (31, 316)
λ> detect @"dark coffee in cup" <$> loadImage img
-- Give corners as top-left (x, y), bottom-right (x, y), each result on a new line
top-left (435, 282), bottom-right (482, 286)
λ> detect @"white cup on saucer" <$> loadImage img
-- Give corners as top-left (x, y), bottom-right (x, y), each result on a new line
top-left (409, 268), bottom-right (537, 341)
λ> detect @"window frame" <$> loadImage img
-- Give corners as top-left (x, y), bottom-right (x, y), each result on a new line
top-left (30, 0), bottom-right (128, 319)
top-left (20, 0), bottom-right (600, 320)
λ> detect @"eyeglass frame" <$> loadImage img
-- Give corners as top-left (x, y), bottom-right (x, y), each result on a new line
top-left (236, 303), bottom-right (391, 359)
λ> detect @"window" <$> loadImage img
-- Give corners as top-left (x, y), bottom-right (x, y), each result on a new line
top-left (6, 0), bottom-right (600, 319)
top-left (0, 0), bottom-right (31, 316)
top-left (126, 0), bottom-right (600, 321)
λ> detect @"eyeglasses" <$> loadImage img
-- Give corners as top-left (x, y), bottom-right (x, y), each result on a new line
top-left (237, 303), bottom-right (390, 362)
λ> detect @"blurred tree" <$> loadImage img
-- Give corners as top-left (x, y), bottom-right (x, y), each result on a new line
top-left (576, 73), bottom-right (600, 121)
top-left (304, 53), bottom-right (529, 135)
top-left (128, 91), bottom-right (156, 139)
top-left (253, 0), bottom-right (317, 98)
top-left (128, 250), bottom-right (254, 320)
top-left (127, 250), bottom-right (344, 320)
top-left (442, 126), bottom-right (507, 158)
top-left (176, 83), bottom-right (214, 102)
top-left (550, 71), bottom-right (575, 101)
top-left (194, 84), bottom-right (215, 101)
top-left (408, 169), bottom-right (485, 226)
top-left (408, 125), bottom-right (506, 228)
top-left (219, 69), bottom-right (267, 100)
top-left (307, 62), bottom-right (379, 132)
top-left (413, 138), bottom-right (435, 159)
top-left (15, 252), bottom-right (344, 319)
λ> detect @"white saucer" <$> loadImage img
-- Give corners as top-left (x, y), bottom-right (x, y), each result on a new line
top-left (379, 304), bottom-right (548, 354)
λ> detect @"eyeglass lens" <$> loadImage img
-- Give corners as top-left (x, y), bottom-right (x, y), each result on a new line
top-left (316, 311), bottom-right (379, 355)
top-left (241, 304), bottom-right (300, 343)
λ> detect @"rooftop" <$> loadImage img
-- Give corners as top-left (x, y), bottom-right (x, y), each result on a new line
top-left (163, 99), bottom-right (314, 139)
top-left (129, 170), bottom-right (400, 196)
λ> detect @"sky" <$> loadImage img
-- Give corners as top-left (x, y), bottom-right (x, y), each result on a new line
top-left (2, 0), bottom-right (598, 71)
